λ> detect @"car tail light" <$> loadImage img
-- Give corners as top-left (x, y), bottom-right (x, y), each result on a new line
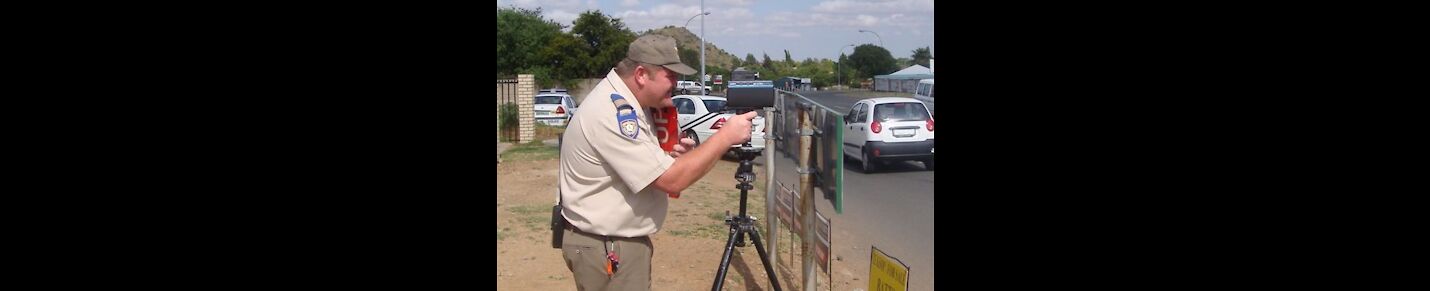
top-left (555, 106), bottom-right (565, 114)
top-left (711, 117), bottom-right (726, 129)
top-left (871, 120), bottom-right (882, 134)
top-left (926, 118), bottom-right (934, 131)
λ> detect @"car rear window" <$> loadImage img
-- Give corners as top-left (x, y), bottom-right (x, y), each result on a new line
top-left (873, 103), bottom-right (930, 121)
top-left (535, 96), bottom-right (563, 104)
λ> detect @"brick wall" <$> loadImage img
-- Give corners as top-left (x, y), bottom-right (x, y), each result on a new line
top-left (517, 74), bottom-right (535, 143)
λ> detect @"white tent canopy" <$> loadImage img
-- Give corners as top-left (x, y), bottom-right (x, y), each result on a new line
top-left (889, 64), bottom-right (931, 76)
top-left (874, 64), bottom-right (933, 93)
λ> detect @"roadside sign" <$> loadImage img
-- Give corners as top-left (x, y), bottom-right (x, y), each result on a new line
top-left (777, 182), bottom-right (793, 229)
top-left (869, 247), bottom-right (910, 291)
top-left (816, 211), bottom-right (831, 273)
top-left (714, 74), bottom-right (723, 85)
top-left (791, 185), bottom-right (802, 236)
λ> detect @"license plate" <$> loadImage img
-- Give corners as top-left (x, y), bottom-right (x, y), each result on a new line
top-left (893, 129), bottom-right (914, 136)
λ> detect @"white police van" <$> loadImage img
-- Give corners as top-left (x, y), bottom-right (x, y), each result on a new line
top-left (913, 79), bottom-right (934, 103)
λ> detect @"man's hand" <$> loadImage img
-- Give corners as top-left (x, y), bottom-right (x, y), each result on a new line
top-left (711, 111), bottom-right (758, 147)
top-left (668, 137), bottom-right (697, 158)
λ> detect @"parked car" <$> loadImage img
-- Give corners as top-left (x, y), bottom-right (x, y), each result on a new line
top-left (534, 89), bottom-right (578, 126)
top-left (671, 94), bottom-right (766, 151)
top-left (677, 80), bottom-right (712, 94)
top-left (843, 97), bottom-right (934, 172)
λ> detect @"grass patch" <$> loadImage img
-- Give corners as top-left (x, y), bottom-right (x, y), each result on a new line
top-left (500, 141), bottom-right (559, 162)
top-left (535, 123), bottom-right (566, 141)
top-left (519, 215), bottom-right (549, 230)
top-left (666, 223), bottom-right (728, 239)
top-left (693, 223), bottom-right (729, 239)
top-left (497, 228), bottom-right (507, 241)
top-left (708, 211), bottom-right (728, 222)
top-left (507, 204), bottom-right (547, 215)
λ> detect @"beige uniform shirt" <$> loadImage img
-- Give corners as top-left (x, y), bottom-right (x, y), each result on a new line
top-left (559, 70), bottom-right (676, 237)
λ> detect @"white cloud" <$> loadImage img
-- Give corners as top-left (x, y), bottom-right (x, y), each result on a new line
top-left (622, 0), bottom-right (640, 7)
top-left (810, 0), bottom-right (933, 14)
top-left (546, 10), bottom-right (581, 26)
top-left (713, 0), bottom-right (756, 6)
top-left (500, 0), bottom-right (594, 13)
top-left (856, 15), bottom-right (878, 26)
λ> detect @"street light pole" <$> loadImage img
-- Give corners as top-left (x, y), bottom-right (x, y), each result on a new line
top-left (699, 0), bottom-right (707, 94)
top-left (838, 44), bottom-right (854, 90)
top-left (858, 29), bottom-right (883, 47)
top-left (684, 8), bottom-right (711, 94)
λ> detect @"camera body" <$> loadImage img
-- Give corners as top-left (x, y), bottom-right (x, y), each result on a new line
top-left (725, 80), bottom-right (775, 110)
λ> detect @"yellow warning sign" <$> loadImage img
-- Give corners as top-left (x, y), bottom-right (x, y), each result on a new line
top-left (868, 246), bottom-right (909, 291)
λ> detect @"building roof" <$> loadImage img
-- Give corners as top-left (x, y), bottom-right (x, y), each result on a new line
top-left (889, 64), bottom-right (931, 75)
top-left (875, 73), bottom-right (934, 80)
top-left (875, 64), bottom-right (933, 80)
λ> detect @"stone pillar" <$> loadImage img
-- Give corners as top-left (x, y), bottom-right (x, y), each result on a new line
top-left (517, 74), bottom-right (536, 143)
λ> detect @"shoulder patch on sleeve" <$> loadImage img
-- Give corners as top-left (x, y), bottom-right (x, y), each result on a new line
top-left (611, 93), bottom-right (639, 139)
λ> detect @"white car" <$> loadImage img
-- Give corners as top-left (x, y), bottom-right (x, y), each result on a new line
top-left (676, 81), bottom-right (712, 94)
top-left (842, 97), bottom-right (935, 172)
top-left (671, 95), bottom-right (766, 151)
top-left (913, 79), bottom-right (935, 104)
top-left (534, 89), bottom-right (578, 126)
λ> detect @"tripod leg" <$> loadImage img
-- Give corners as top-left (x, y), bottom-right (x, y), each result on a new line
top-left (735, 228), bottom-right (747, 247)
top-left (746, 227), bottom-right (783, 291)
top-left (711, 224), bottom-right (739, 291)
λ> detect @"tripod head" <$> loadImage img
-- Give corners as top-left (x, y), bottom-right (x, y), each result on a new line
top-left (734, 147), bottom-right (760, 185)
top-left (732, 115), bottom-right (762, 186)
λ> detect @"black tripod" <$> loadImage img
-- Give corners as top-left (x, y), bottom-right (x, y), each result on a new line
top-left (711, 146), bottom-right (781, 291)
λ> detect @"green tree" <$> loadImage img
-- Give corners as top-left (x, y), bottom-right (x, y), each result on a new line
top-left (496, 7), bottom-right (564, 79)
top-left (571, 10), bottom-right (636, 77)
top-left (895, 57), bottom-right (913, 68)
top-left (784, 50), bottom-right (794, 66)
top-left (744, 53), bottom-right (758, 68)
top-left (761, 53), bottom-right (774, 70)
top-left (911, 46), bottom-right (932, 68)
top-left (847, 44), bottom-right (897, 80)
top-left (810, 59), bottom-right (836, 88)
top-left (536, 33), bottom-right (591, 88)
top-left (678, 48), bottom-right (700, 80)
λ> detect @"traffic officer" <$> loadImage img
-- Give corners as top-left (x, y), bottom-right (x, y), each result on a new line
top-left (556, 34), bottom-right (759, 290)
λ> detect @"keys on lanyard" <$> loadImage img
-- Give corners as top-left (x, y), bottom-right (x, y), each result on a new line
top-left (605, 239), bottom-right (620, 276)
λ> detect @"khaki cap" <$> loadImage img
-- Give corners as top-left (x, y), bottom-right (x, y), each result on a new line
top-left (627, 34), bottom-right (698, 75)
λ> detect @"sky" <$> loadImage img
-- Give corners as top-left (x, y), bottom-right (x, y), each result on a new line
top-left (496, 0), bottom-right (934, 62)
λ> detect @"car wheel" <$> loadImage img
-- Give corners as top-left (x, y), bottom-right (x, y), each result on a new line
top-left (685, 130), bottom-right (700, 147)
top-left (862, 149), bottom-right (878, 173)
top-left (923, 158), bottom-right (935, 171)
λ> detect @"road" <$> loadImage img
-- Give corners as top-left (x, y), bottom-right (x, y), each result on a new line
top-left (762, 89), bottom-right (935, 291)
top-left (798, 90), bottom-right (935, 117)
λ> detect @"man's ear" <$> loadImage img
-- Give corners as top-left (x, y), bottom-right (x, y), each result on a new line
top-left (633, 65), bottom-right (649, 87)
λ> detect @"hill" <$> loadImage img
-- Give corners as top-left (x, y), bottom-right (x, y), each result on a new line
top-left (641, 26), bottom-right (739, 72)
